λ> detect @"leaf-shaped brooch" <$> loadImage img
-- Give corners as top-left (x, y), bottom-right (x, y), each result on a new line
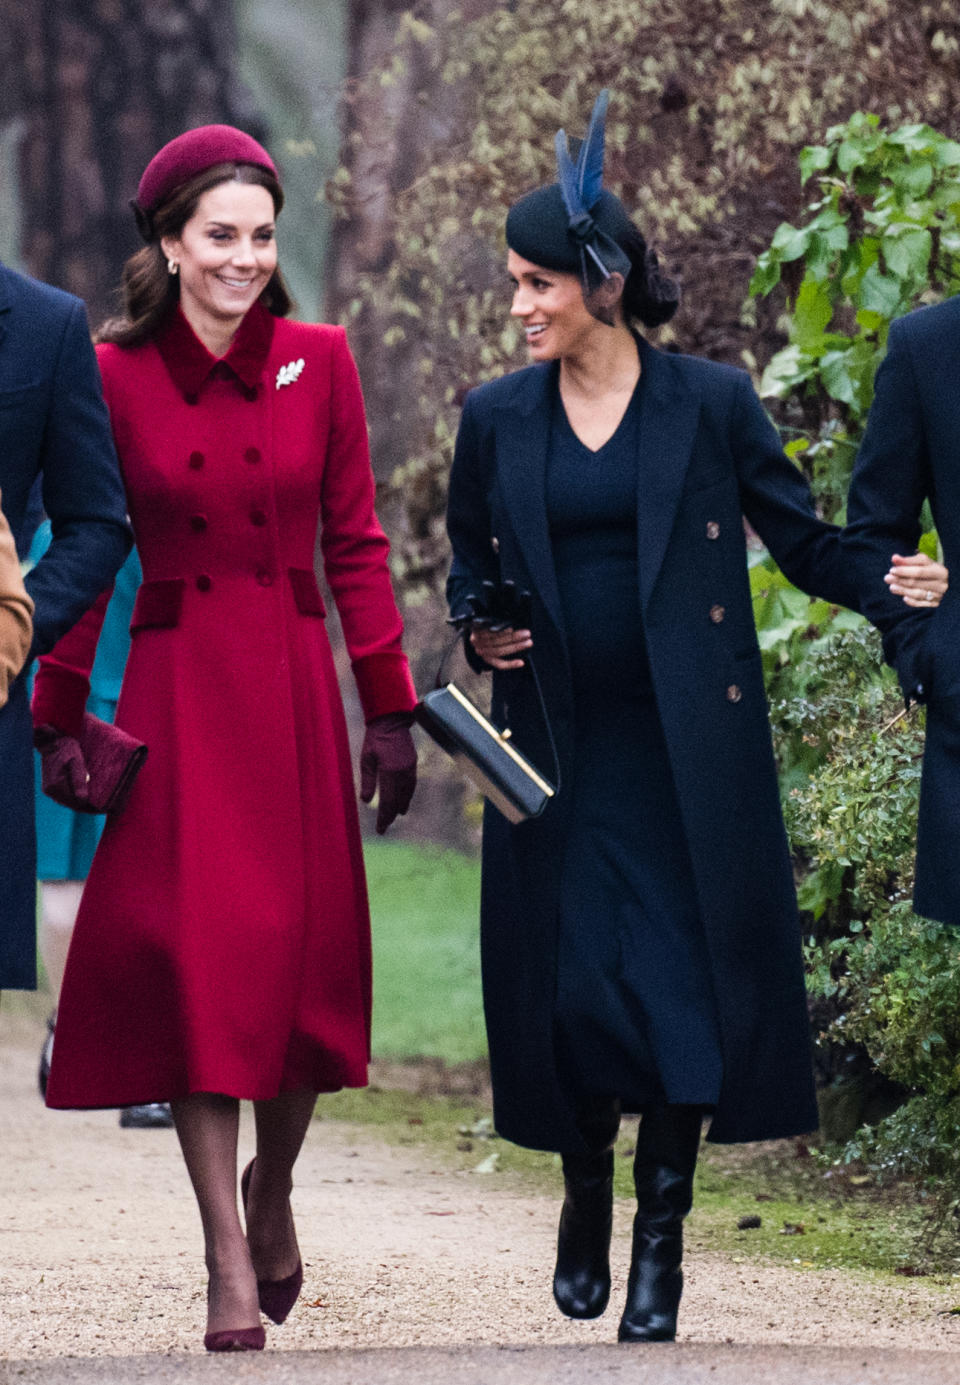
top-left (276, 358), bottom-right (305, 390)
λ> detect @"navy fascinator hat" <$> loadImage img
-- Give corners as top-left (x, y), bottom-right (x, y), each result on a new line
top-left (506, 91), bottom-right (679, 328)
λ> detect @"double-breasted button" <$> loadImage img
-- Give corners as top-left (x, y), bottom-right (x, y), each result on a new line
top-left (491, 536), bottom-right (500, 554)
top-left (709, 603), bottom-right (725, 624)
top-left (726, 684), bottom-right (742, 703)
top-left (196, 574), bottom-right (212, 592)
top-left (189, 451), bottom-right (204, 470)
top-left (706, 520), bottom-right (720, 540)
top-left (189, 514), bottom-right (207, 533)
top-left (255, 567), bottom-right (273, 587)
top-left (244, 446), bottom-right (261, 465)
top-left (250, 508), bottom-right (268, 527)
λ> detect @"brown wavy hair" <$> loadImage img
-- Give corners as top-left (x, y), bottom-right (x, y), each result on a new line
top-left (97, 162), bottom-right (292, 347)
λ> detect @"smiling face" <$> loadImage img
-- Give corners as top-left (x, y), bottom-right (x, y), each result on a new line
top-left (507, 249), bottom-right (609, 361)
top-left (161, 180), bottom-right (278, 347)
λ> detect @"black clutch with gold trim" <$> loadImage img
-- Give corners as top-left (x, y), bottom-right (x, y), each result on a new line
top-left (415, 679), bottom-right (556, 824)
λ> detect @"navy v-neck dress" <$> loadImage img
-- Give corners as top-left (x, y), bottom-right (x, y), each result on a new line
top-left (545, 374), bottom-right (723, 1111)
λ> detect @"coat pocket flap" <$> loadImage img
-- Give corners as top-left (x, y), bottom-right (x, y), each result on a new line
top-left (130, 578), bottom-right (185, 632)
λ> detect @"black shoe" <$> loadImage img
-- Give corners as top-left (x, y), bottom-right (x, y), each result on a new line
top-left (38, 1011), bottom-right (55, 1100)
top-left (553, 1148), bottom-right (614, 1319)
top-left (119, 1103), bottom-right (174, 1129)
top-left (617, 1105), bottom-right (702, 1344)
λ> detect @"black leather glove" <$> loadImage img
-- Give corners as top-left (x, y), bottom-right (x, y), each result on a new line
top-left (359, 712), bottom-right (418, 834)
top-left (448, 579), bottom-right (532, 633)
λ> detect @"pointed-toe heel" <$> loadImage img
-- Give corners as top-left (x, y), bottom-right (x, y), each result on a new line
top-left (203, 1325), bottom-right (266, 1352)
top-left (552, 1149), bottom-right (614, 1320)
top-left (241, 1158), bottom-right (304, 1325)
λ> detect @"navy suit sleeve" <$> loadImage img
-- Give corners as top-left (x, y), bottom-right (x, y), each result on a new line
top-left (445, 392), bottom-right (500, 673)
top-left (843, 319), bottom-right (935, 701)
top-left (23, 299), bottom-right (131, 657)
top-left (731, 373), bottom-right (862, 613)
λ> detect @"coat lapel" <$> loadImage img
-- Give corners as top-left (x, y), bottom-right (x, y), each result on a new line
top-left (492, 363), bottom-right (567, 642)
top-left (635, 337), bottom-right (702, 610)
top-left (492, 339), bottom-right (703, 630)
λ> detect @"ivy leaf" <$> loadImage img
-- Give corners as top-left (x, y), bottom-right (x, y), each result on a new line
top-left (891, 160), bottom-right (934, 198)
top-left (771, 222), bottom-right (812, 262)
top-left (857, 261), bottom-right (903, 318)
top-left (799, 144), bottom-right (832, 184)
top-left (749, 254), bottom-right (782, 297)
top-left (792, 278), bottom-right (834, 349)
top-left (881, 227), bottom-right (932, 281)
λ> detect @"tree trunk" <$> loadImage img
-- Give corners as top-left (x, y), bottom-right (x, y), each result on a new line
top-left (328, 0), bottom-right (497, 484)
top-left (0, 0), bottom-right (266, 328)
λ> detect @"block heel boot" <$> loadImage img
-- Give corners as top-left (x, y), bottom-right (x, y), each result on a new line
top-left (553, 1147), bottom-right (615, 1319)
top-left (617, 1104), bottom-right (702, 1343)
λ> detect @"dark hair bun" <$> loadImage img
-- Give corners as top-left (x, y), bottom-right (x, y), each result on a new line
top-left (621, 227), bottom-right (680, 327)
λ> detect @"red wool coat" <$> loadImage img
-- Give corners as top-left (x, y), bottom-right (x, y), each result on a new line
top-left (36, 304), bottom-right (416, 1108)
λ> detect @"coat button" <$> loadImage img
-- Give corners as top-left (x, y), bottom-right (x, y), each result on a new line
top-left (709, 603), bottom-right (725, 624)
top-left (250, 508), bottom-right (268, 527)
top-left (491, 536), bottom-right (500, 553)
top-left (726, 684), bottom-right (742, 703)
top-left (189, 451), bottom-right (204, 470)
top-left (244, 446), bottom-right (261, 464)
top-left (255, 567), bottom-right (273, 587)
top-left (196, 574), bottom-right (212, 592)
top-left (706, 521), bottom-right (720, 540)
top-left (189, 514), bottom-right (207, 533)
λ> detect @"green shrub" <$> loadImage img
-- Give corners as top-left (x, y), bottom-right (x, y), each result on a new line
top-left (752, 116), bottom-right (960, 1235)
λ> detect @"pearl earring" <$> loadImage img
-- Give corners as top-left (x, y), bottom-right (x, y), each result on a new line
top-left (167, 258), bottom-right (179, 276)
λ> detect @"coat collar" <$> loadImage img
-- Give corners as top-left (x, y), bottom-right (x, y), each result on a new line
top-left (154, 300), bottom-right (276, 399)
top-left (491, 335), bottom-right (702, 622)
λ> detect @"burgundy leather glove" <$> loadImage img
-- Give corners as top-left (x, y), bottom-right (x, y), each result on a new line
top-left (359, 712), bottom-right (417, 834)
top-left (33, 724), bottom-right (91, 810)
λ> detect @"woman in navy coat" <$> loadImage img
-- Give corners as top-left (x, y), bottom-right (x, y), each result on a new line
top-left (445, 95), bottom-right (940, 1344)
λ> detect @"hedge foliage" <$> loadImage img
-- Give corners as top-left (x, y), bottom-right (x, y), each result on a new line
top-left (754, 118), bottom-right (960, 1247)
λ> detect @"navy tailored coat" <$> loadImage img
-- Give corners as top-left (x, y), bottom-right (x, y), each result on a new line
top-left (0, 264), bottom-right (130, 990)
top-left (447, 336), bottom-right (865, 1153)
top-left (846, 295), bottom-right (960, 927)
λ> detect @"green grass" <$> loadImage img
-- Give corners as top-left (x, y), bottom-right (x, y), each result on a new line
top-left (364, 840), bottom-right (485, 1064)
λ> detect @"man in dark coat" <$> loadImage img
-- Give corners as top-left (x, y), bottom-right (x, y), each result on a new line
top-left (845, 295), bottom-right (960, 927)
top-left (0, 262), bottom-right (131, 990)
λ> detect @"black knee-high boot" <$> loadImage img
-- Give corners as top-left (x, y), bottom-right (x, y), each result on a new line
top-left (617, 1104), bottom-right (702, 1344)
top-left (553, 1101), bottom-right (620, 1320)
top-left (553, 1146), bottom-right (615, 1318)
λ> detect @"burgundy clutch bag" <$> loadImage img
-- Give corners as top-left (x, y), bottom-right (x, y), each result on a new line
top-left (35, 713), bottom-right (148, 815)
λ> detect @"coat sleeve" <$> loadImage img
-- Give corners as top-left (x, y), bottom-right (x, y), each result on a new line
top-left (319, 328), bottom-right (416, 722)
top-left (843, 318), bottom-right (935, 702)
top-left (445, 392), bottom-right (499, 674)
top-left (23, 298), bottom-right (132, 658)
top-left (0, 490), bottom-right (33, 708)
top-left (31, 586), bottom-right (112, 736)
top-left (731, 372), bottom-right (863, 613)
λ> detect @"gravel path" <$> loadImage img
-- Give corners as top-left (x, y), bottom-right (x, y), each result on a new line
top-left (3, 1001), bottom-right (960, 1371)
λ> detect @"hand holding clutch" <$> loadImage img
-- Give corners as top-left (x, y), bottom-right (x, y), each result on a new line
top-left (34, 713), bottom-right (148, 815)
top-left (359, 712), bottom-right (417, 834)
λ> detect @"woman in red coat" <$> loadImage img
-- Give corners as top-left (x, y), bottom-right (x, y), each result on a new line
top-left (32, 127), bottom-right (418, 1352)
